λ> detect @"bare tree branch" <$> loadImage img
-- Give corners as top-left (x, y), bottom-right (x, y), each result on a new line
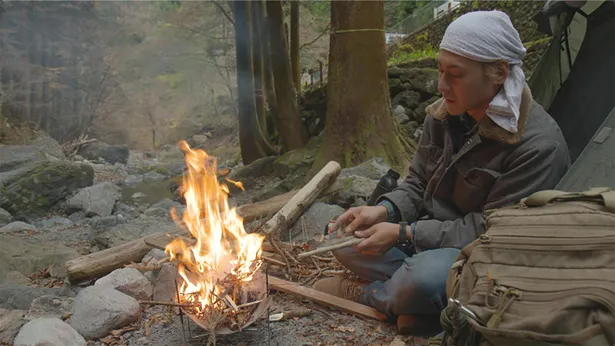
top-left (212, 1), bottom-right (235, 26)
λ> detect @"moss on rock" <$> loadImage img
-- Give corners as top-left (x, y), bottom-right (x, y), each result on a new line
top-left (1, 161), bottom-right (94, 218)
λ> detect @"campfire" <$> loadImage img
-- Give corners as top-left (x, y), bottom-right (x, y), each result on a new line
top-left (164, 140), bottom-right (268, 336)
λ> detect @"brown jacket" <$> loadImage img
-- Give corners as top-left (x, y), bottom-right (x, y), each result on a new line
top-left (379, 85), bottom-right (571, 252)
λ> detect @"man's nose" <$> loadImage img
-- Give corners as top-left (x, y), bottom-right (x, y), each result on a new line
top-left (438, 74), bottom-right (450, 94)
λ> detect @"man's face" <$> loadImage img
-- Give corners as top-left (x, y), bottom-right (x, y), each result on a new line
top-left (437, 50), bottom-right (499, 117)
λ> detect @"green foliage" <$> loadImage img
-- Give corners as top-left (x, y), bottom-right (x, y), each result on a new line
top-left (156, 72), bottom-right (185, 89)
top-left (388, 44), bottom-right (437, 66)
top-left (158, 1), bottom-right (181, 13)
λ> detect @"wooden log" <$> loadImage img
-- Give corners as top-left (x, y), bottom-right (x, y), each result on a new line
top-left (268, 276), bottom-right (386, 321)
top-left (65, 236), bottom-right (161, 285)
top-left (260, 161), bottom-right (341, 236)
top-left (237, 189), bottom-right (298, 223)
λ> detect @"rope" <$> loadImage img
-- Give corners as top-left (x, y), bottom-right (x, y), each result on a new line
top-left (330, 28), bottom-right (385, 35)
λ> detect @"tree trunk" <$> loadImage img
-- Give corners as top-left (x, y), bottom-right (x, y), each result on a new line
top-left (312, 0), bottom-right (412, 172)
top-left (265, 0), bottom-right (308, 152)
top-left (234, 0), bottom-right (278, 165)
top-left (290, 1), bottom-right (300, 93)
top-left (250, 0), bottom-right (268, 139)
top-left (261, 8), bottom-right (279, 142)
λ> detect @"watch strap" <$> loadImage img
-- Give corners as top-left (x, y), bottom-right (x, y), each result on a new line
top-left (398, 221), bottom-right (408, 246)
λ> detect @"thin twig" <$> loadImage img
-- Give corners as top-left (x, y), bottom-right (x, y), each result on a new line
top-left (212, 0), bottom-right (235, 26)
top-left (263, 256), bottom-right (286, 267)
top-left (300, 23), bottom-right (331, 51)
top-left (139, 300), bottom-right (192, 308)
top-left (267, 235), bottom-right (291, 272)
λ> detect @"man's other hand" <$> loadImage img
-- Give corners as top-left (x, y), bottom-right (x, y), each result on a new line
top-left (354, 222), bottom-right (398, 255)
top-left (330, 205), bottom-right (388, 237)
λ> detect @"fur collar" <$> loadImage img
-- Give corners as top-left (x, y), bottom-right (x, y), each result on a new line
top-left (425, 84), bottom-right (533, 145)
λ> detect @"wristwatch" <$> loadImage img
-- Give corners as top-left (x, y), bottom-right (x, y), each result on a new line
top-left (398, 221), bottom-right (409, 247)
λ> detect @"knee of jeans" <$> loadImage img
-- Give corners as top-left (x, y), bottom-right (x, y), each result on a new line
top-left (393, 248), bottom-right (460, 310)
top-left (331, 246), bottom-right (360, 267)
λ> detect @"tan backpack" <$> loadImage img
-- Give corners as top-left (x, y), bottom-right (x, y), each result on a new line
top-left (439, 187), bottom-right (615, 346)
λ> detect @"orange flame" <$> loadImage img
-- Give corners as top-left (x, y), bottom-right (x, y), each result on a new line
top-left (165, 140), bottom-right (264, 313)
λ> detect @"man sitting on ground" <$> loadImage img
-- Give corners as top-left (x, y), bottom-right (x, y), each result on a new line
top-left (313, 10), bottom-right (571, 330)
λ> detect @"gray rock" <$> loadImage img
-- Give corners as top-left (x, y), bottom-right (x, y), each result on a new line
top-left (340, 157), bottom-right (391, 180)
top-left (0, 145), bottom-right (48, 183)
top-left (0, 161), bottom-right (94, 219)
top-left (124, 174), bottom-right (143, 186)
top-left (26, 295), bottom-right (74, 321)
top-left (413, 128), bottom-right (424, 141)
top-left (0, 235), bottom-right (78, 279)
top-left (1, 271), bottom-right (31, 285)
top-left (192, 134), bottom-right (209, 145)
top-left (36, 217), bottom-right (74, 231)
top-left (69, 285), bottom-right (140, 340)
top-left (30, 136), bottom-right (66, 160)
top-left (0, 208), bottom-right (12, 227)
top-left (393, 105), bottom-right (410, 124)
top-left (95, 268), bottom-right (153, 300)
top-left (286, 202), bottom-right (345, 242)
top-left (0, 221), bottom-right (37, 234)
top-left (14, 317), bottom-right (85, 346)
top-left (392, 90), bottom-right (421, 110)
top-left (0, 308), bottom-right (26, 344)
top-left (142, 249), bottom-right (167, 264)
top-left (131, 192), bottom-right (146, 199)
top-left (113, 202), bottom-right (134, 217)
top-left (78, 142), bottom-right (129, 165)
top-left (93, 217), bottom-right (177, 249)
top-left (67, 182), bottom-right (121, 217)
top-left (0, 285), bottom-right (76, 310)
top-left (87, 215), bottom-right (126, 231)
top-left (143, 171), bottom-right (166, 182)
top-left (68, 211), bottom-right (86, 223)
top-left (153, 264), bottom-right (177, 302)
top-left (323, 175), bottom-right (378, 209)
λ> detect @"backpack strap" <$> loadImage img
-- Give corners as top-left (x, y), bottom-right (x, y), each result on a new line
top-left (521, 187), bottom-right (615, 213)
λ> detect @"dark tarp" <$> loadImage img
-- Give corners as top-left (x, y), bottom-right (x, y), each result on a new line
top-left (546, 0), bottom-right (615, 163)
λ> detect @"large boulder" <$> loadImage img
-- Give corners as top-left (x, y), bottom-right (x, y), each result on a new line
top-left (272, 136), bottom-right (322, 178)
top-left (78, 142), bottom-right (129, 164)
top-left (14, 317), bottom-right (86, 346)
top-left (0, 235), bottom-right (79, 279)
top-left (0, 308), bottom-right (26, 344)
top-left (0, 161), bottom-right (94, 219)
top-left (0, 208), bottom-right (12, 227)
top-left (66, 182), bottom-right (121, 217)
top-left (69, 285), bottom-right (140, 340)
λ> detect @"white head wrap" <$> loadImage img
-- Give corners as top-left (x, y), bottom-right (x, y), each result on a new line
top-left (440, 10), bottom-right (527, 133)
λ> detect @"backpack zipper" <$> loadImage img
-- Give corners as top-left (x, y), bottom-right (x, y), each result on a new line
top-left (479, 234), bottom-right (615, 249)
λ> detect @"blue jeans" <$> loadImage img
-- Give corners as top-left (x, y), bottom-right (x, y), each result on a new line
top-left (332, 246), bottom-right (460, 321)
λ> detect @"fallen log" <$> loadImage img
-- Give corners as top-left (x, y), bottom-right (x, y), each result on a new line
top-left (268, 276), bottom-right (386, 321)
top-left (260, 161), bottom-right (341, 236)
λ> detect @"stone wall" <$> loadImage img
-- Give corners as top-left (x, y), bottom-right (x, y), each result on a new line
top-left (389, 1), bottom-right (549, 56)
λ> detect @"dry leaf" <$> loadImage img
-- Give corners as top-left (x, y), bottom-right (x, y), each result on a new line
top-left (335, 326), bottom-right (355, 332)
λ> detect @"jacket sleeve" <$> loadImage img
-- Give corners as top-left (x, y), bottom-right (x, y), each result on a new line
top-left (412, 140), bottom-right (570, 251)
top-left (376, 118), bottom-right (434, 223)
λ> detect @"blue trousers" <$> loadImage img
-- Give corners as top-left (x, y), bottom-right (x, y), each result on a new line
top-left (332, 246), bottom-right (460, 321)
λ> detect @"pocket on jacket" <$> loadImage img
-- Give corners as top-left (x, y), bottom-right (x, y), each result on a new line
top-left (417, 143), bottom-right (444, 179)
top-left (451, 167), bottom-right (501, 213)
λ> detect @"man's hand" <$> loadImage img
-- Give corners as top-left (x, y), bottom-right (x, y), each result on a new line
top-left (354, 222), bottom-right (400, 255)
top-left (329, 205), bottom-right (389, 238)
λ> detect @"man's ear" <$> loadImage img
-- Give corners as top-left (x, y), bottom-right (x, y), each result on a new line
top-left (493, 60), bottom-right (510, 85)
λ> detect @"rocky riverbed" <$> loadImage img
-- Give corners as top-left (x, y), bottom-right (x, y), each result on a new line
top-left (0, 133), bottom-right (429, 346)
